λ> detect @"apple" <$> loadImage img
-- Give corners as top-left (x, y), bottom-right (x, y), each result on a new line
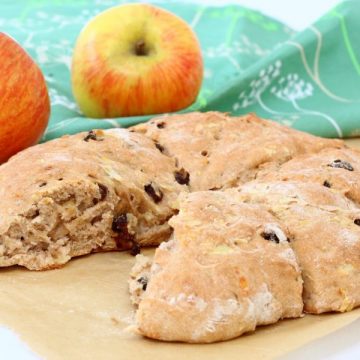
top-left (71, 3), bottom-right (203, 118)
top-left (0, 32), bottom-right (50, 163)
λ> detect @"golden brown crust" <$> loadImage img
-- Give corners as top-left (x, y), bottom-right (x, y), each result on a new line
top-left (135, 191), bottom-right (303, 343)
top-left (237, 181), bottom-right (360, 313)
top-left (257, 147), bottom-right (360, 204)
top-left (131, 112), bottom-right (343, 191)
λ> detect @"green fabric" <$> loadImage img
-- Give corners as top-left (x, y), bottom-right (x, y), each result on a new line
top-left (2, 0), bottom-right (360, 139)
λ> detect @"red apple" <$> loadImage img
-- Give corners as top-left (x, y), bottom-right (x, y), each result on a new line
top-left (0, 32), bottom-right (50, 163)
top-left (71, 3), bottom-right (203, 118)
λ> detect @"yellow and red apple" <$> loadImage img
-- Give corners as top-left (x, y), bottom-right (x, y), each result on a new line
top-left (0, 32), bottom-right (50, 163)
top-left (71, 3), bottom-right (203, 118)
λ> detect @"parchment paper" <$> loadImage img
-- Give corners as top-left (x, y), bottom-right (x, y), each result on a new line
top-left (1, 139), bottom-right (360, 360)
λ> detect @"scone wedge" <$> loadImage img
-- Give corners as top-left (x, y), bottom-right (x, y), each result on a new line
top-left (132, 191), bottom-right (303, 343)
top-left (238, 181), bottom-right (360, 314)
top-left (0, 129), bottom-right (187, 270)
top-left (257, 147), bottom-right (360, 204)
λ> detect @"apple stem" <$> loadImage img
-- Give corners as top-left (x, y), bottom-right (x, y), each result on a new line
top-left (134, 40), bottom-right (147, 56)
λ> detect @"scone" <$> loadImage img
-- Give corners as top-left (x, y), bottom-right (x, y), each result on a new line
top-left (237, 181), bottom-right (360, 314)
top-left (133, 191), bottom-right (303, 343)
top-left (129, 253), bottom-right (152, 306)
top-left (131, 112), bottom-right (343, 191)
top-left (257, 147), bottom-right (360, 204)
top-left (0, 129), bottom-right (187, 270)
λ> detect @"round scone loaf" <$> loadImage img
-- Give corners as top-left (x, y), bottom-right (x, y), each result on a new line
top-left (0, 129), bottom-right (187, 270)
top-left (131, 112), bottom-right (343, 191)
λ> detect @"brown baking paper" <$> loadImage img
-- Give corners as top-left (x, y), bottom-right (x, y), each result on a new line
top-left (1, 139), bottom-right (360, 360)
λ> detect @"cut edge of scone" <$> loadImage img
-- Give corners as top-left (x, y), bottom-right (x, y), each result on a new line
top-left (128, 254), bottom-right (152, 306)
top-left (0, 129), bottom-right (188, 270)
top-left (0, 177), bottom-right (116, 270)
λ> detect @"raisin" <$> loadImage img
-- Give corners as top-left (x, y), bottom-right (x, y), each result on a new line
top-left (201, 150), bottom-right (208, 157)
top-left (83, 130), bottom-right (104, 142)
top-left (323, 180), bottom-right (331, 188)
top-left (112, 214), bottom-right (139, 254)
top-left (83, 130), bottom-right (97, 142)
top-left (174, 168), bottom-right (190, 185)
top-left (112, 214), bottom-right (137, 253)
top-left (261, 231), bottom-right (280, 244)
top-left (114, 237), bottom-right (134, 251)
top-left (39, 182), bottom-right (47, 187)
top-left (58, 178), bottom-right (63, 181)
top-left (144, 183), bottom-right (163, 203)
top-left (327, 159), bottom-right (354, 171)
top-left (29, 210), bottom-right (40, 219)
top-left (156, 122), bottom-right (166, 129)
top-left (112, 214), bottom-right (129, 233)
top-left (154, 142), bottom-right (165, 153)
top-left (130, 242), bottom-right (141, 256)
top-left (98, 183), bottom-right (108, 201)
top-left (137, 276), bottom-right (148, 291)
top-left (113, 232), bottom-right (140, 255)
top-left (354, 219), bottom-right (360, 226)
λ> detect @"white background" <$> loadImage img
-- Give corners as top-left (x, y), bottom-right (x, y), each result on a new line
top-left (3, 1), bottom-right (358, 360)
top-left (183, 0), bottom-right (340, 30)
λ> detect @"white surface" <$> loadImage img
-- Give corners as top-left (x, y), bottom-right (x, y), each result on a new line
top-left (280, 319), bottom-right (360, 359)
top-left (0, 328), bottom-right (38, 359)
top-left (183, 0), bottom-right (341, 30)
top-left (2, 1), bottom-right (356, 359)
top-left (236, 0), bottom-right (340, 30)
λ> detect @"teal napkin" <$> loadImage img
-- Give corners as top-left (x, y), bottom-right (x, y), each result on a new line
top-left (2, 0), bottom-right (360, 139)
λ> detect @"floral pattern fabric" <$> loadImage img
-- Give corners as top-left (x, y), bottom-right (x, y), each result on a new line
top-left (2, 0), bottom-right (360, 139)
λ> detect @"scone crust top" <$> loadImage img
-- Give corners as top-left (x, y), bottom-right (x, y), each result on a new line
top-left (237, 180), bottom-right (360, 313)
top-left (257, 147), bottom-right (360, 204)
top-left (131, 112), bottom-right (343, 191)
top-left (136, 191), bottom-right (303, 343)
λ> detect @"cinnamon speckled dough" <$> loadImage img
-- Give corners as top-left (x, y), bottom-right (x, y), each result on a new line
top-left (257, 147), bottom-right (360, 204)
top-left (237, 181), bottom-right (360, 314)
top-left (131, 112), bottom-right (343, 191)
top-left (0, 129), bottom-right (187, 270)
top-left (134, 191), bottom-right (303, 343)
